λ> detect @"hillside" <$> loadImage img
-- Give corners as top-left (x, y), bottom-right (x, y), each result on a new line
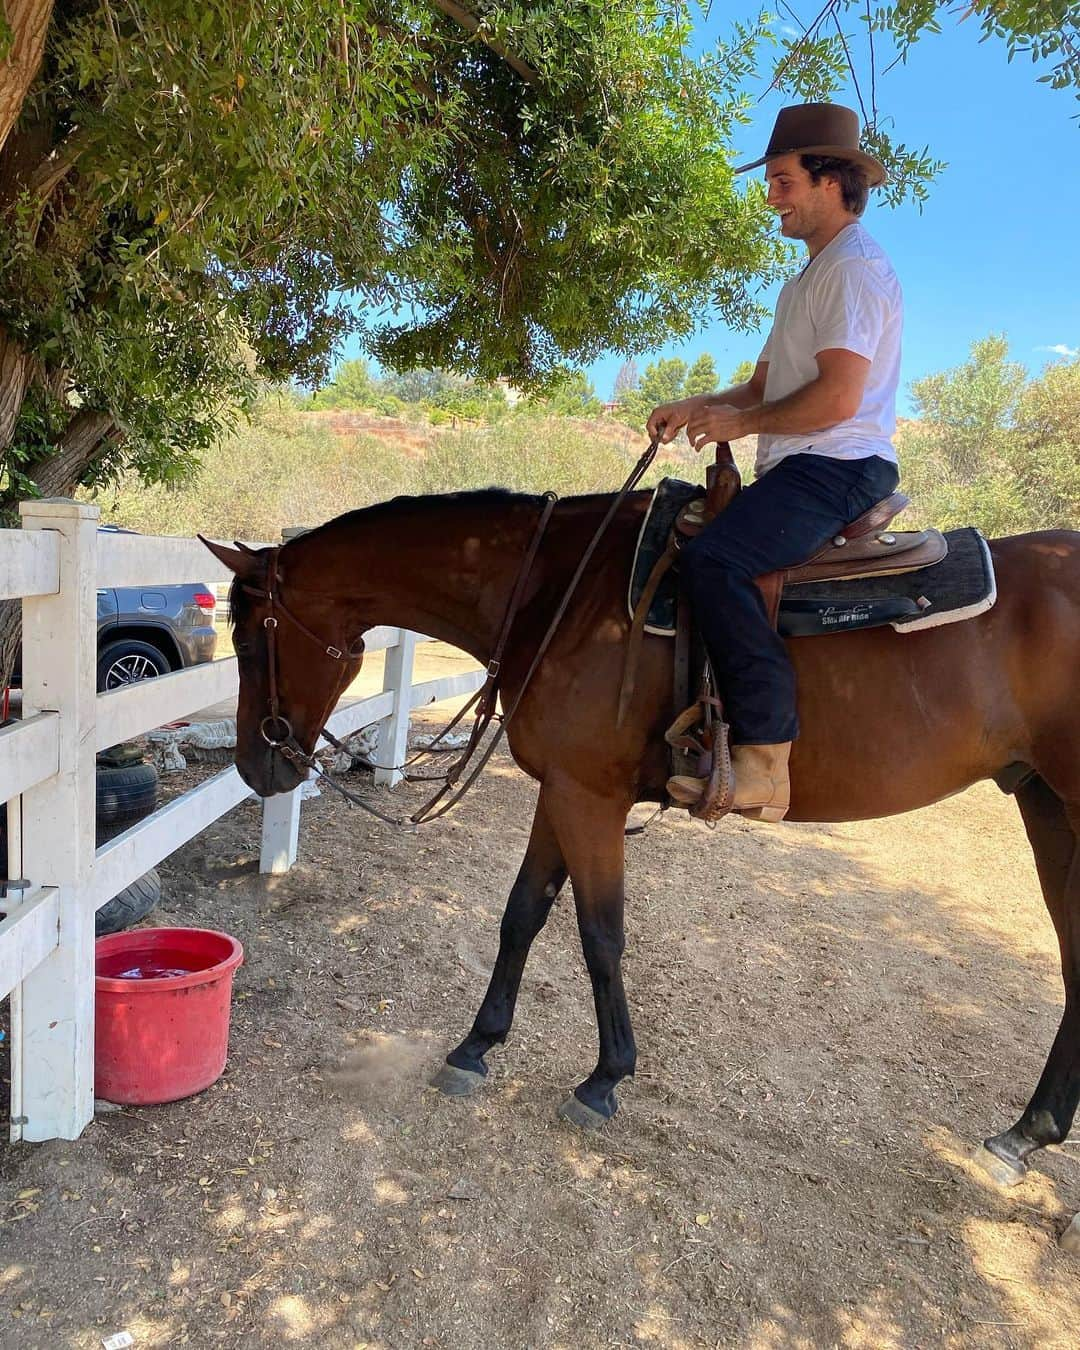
top-left (96, 405), bottom-right (769, 543)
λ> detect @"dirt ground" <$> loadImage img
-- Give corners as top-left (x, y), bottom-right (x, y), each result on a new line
top-left (4, 686), bottom-right (1080, 1347)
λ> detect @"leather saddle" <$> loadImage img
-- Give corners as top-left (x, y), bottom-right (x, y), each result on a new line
top-left (618, 442), bottom-right (945, 729)
top-left (674, 485), bottom-right (945, 584)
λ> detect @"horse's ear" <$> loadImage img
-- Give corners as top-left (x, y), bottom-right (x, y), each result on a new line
top-left (198, 535), bottom-right (258, 575)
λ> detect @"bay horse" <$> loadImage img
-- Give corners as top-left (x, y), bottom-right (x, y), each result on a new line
top-left (203, 489), bottom-right (1080, 1185)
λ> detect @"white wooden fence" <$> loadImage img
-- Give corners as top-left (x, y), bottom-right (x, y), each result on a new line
top-left (1, 498), bottom-right (484, 1144)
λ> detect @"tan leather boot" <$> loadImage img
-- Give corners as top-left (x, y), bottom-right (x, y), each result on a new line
top-left (666, 741), bottom-right (792, 822)
top-left (729, 742), bottom-right (791, 821)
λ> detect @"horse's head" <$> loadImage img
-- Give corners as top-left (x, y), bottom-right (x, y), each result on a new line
top-left (201, 537), bottom-right (367, 797)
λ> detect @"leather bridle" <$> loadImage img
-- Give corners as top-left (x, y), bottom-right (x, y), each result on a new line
top-left (242, 439), bottom-right (659, 828)
top-left (248, 545), bottom-right (367, 758)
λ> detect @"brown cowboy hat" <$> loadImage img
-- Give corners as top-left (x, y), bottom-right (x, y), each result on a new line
top-left (733, 103), bottom-right (887, 187)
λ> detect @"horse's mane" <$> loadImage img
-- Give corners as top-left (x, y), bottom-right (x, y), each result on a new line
top-left (227, 489), bottom-right (546, 630)
top-left (323, 487), bottom-right (545, 534)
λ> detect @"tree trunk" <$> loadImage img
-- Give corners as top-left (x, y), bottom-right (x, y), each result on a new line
top-left (0, 322), bottom-right (35, 450)
top-left (0, 406), bottom-right (121, 692)
top-left (0, 0), bottom-right (55, 156)
top-left (0, 599), bottom-right (21, 701)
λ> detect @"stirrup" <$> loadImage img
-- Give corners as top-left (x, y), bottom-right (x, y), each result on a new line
top-left (664, 702), bottom-right (711, 758)
top-left (664, 698), bottom-right (735, 823)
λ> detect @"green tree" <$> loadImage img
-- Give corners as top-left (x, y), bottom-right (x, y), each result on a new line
top-left (530, 369), bottom-right (602, 418)
top-left (309, 360), bottom-right (379, 410)
top-left (639, 359), bottom-right (688, 407)
top-left (616, 356), bottom-right (688, 429)
top-left (378, 367), bottom-right (506, 422)
top-left (427, 377), bottom-right (509, 425)
top-left (897, 338), bottom-right (1079, 535)
top-left (685, 354), bottom-right (720, 397)
top-left (906, 335), bottom-right (1026, 484)
top-left (0, 0), bottom-right (793, 678)
top-left (729, 359), bottom-right (757, 387)
top-left (1006, 359), bottom-right (1080, 529)
top-left (381, 369), bottom-right (459, 407)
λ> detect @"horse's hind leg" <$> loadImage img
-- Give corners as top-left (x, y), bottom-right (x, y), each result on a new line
top-left (434, 791), bottom-right (568, 1096)
top-left (981, 774), bottom-right (1080, 1184)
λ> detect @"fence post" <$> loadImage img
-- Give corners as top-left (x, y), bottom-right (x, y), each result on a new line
top-left (259, 788), bottom-right (303, 875)
top-left (13, 497), bottom-right (99, 1141)
top-left (257, 524), bottom-right (312, 874)
top-left (375, 629), bottom-right (417, 787)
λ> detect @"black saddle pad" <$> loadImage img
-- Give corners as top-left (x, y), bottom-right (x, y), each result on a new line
top-left (628, 479), bottom-right (997, 638)
top-left (780, 525), bottom-right (995, 635)
top-left (628, 478), bottom-right (702, 636)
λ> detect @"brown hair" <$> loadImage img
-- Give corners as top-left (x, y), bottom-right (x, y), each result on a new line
top-left (800, 154), bottom-right (870, 216)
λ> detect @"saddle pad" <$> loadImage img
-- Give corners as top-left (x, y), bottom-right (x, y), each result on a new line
top-left (628, 478), bottom-right (703, 636)
top-left (779, 525), bottom-right (996, 635)
top-left (629, 480), bottom-right (997, 638)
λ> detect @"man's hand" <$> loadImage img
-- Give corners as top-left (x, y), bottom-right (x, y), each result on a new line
top-left (685, 403), bottom-right (749, 451)
top-left (646, 396), bottom-right (707, 444)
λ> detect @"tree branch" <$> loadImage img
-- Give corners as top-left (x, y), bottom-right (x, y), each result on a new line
top-left (28, 124), bottom-right (87, 202)
top-left (428, 0), bottom-right (538, 84)
top-left (25, 408), bottom-right (121, 498)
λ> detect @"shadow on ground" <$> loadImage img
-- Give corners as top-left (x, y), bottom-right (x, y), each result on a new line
top-left (2, 750), bottom-right (1078, 1348)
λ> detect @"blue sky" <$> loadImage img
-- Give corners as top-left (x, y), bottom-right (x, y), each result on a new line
top-left (584, 12), bottom-right (1080, 411)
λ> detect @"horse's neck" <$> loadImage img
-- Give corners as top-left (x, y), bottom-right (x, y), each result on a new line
top-left (305, 499), bottom-right (543, 663)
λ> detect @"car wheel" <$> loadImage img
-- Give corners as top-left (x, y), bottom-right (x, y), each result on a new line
top-left (97, 638), bottom-right (172, 692)
top-left (95, 868), bottom-right (161, 936)
top-left (96, 762), bottom-right (159, 824)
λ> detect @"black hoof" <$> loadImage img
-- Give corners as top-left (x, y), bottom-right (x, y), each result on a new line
top-left (556, 1087), bottom-right (618, 1131)
top-left (431, 1062), bottom-right (487, 1097)
top-left (976, 1139), bottom-right (1028, 1188)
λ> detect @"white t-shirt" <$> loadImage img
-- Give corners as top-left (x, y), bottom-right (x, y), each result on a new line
top-left (755, 221), bottom-right (902, 476)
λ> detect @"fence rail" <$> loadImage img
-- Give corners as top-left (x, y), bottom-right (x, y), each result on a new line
top-left (1, 498), bottom-right (483, 1144)
top-left (0, 528), bottom-right (60, 601)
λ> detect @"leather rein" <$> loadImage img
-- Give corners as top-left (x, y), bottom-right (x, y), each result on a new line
top-left (245, 439), bottom-right (660, 829)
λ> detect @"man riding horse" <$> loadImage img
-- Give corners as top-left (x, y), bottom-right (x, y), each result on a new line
top-left (648, 103), bottom-right (903, 823)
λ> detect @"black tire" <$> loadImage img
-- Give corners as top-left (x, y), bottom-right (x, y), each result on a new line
top-left (96, 762), bottom-right (159, 823)
top-left (95, 868), bottom-right (161, 936)
top-left (97, 638), bottom-right (172, 692)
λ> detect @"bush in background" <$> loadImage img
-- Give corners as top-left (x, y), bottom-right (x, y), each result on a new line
top-left (898, 337), bottom-right (1079, 535)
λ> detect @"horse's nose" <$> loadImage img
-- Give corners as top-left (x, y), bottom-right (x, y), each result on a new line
top-left (236, 748), bottom-right (304, 798)
top-left (269, 755), bottom-right (305, 796)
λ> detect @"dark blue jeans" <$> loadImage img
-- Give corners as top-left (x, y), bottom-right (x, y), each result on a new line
top-left (679, 452), bottom-right (900, 744)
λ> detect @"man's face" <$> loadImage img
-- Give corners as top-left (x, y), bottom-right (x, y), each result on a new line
top-left (764, 153), bottom-right (838, 243)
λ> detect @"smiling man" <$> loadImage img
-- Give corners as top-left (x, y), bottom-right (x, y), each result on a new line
top-left (647, 103), bottom-right (902, 822)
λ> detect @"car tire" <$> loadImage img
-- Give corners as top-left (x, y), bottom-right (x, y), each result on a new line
top-left (96, 763), bottom-right (159, 823)
top-left (97, 638), bottom-right (172, 692)
top-left (95, 868), bottom-right (161, 937)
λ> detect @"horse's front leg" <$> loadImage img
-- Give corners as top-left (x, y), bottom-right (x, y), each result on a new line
top-left (543, 775), bottom-right (637, 1129)
top-left (433, 790), bottom-right (568, 1096)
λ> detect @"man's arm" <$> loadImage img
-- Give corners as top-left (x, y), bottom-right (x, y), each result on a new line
top-left (684, 348), bottom-right (870, 449)
top-left (647, 361), bottom-right (768, 443)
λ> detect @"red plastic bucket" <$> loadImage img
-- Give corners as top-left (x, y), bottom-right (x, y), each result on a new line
top-left (95, 927), bottom-right (244, 1105)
